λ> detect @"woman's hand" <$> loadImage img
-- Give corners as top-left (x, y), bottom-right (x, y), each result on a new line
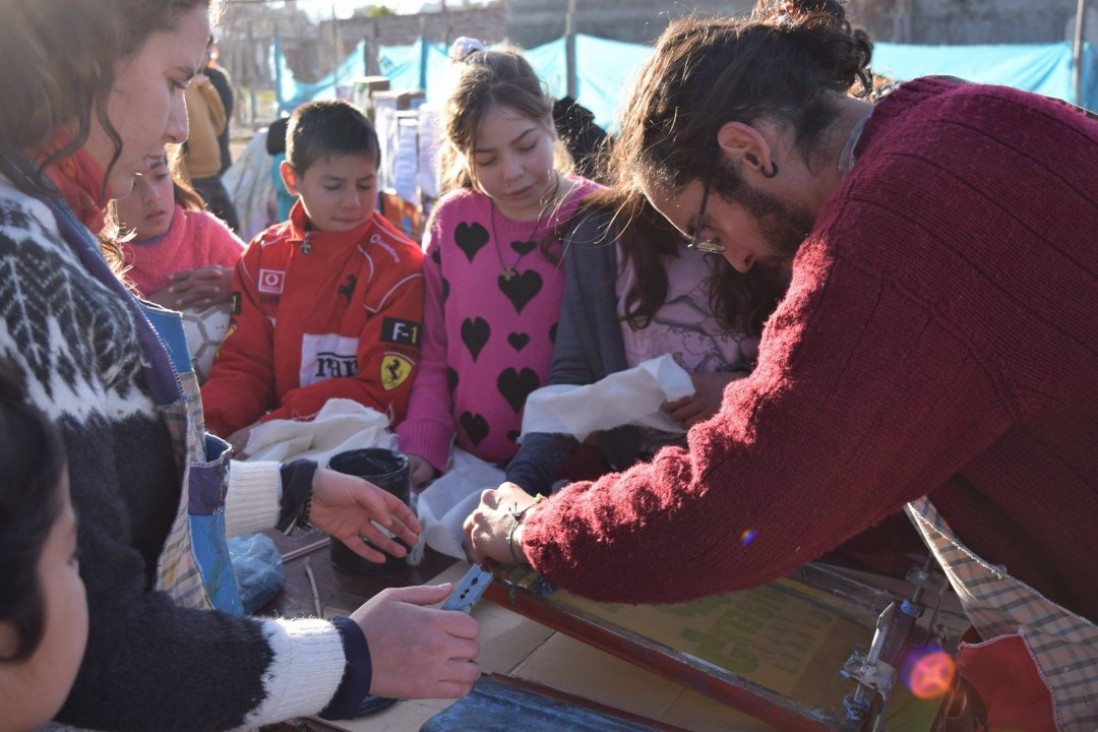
top-left (309, 467), bottom-right (421, 563)
top-left (463, 482), bottom-right (539, 566)
top-left (351, 584), bottom-right (480, 699)
top-left (662, 371), bottom-right (743, 428)
top-left (148, 265), bottom-right (234, 311)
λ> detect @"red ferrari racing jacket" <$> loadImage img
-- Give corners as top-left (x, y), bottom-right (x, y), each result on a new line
top-left (202, 201), bottom-right (424, 438)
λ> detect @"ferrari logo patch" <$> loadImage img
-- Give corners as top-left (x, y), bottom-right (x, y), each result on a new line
top-left (381, 353), bottom-right (414, 391)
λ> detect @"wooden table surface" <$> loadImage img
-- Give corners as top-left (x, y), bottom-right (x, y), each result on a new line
top-left (262, 529), bottom-right (458, 619)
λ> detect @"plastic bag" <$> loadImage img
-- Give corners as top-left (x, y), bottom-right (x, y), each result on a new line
top-left (228, 532), bottom-right (285, 615)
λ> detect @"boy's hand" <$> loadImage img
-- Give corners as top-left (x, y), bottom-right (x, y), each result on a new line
top-left (310, 468), bottom-right (421, 563)
top-left (149, 266), bottom-right (234, 311)
top-left (351, 584), bottom-right (480, 699)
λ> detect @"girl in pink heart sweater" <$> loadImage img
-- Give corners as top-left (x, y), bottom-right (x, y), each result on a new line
top-left (396, 44), bottom-right (600, 487)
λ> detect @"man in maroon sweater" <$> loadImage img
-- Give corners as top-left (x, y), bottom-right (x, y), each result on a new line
top-left (466, 6), bottom-right (1098, 730)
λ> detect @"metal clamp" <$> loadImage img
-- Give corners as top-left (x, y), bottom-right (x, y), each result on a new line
top-left (841, 602), bottom-right (899, 730)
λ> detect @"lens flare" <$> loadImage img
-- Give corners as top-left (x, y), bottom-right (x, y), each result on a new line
top-left (904, 649), bottom-right (955, 700)
top-left (740, 529), bottom-right (757, 546)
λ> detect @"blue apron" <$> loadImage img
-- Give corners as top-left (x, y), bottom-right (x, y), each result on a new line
top-left (42, 182), bottom-right (242, 615)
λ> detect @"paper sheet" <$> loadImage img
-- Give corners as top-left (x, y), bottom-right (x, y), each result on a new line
top-left (392, 113), bottom-right (419, 203)
top-left (519, 354), bottom-right (695, 442)
top-left (416, 105), bottom-right (441, 200)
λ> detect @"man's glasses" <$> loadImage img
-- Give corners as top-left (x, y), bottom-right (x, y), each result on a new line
top-left (685, 185), bottom-right (725, 254)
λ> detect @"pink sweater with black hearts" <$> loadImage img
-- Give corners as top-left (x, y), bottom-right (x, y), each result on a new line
top-left (397, 180), bottom-right (601, 470)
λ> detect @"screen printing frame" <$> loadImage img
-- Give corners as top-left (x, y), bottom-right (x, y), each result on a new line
top-left (484, 561), bottom-right (950, 732)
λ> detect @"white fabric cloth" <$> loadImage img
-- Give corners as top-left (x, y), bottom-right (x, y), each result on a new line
top-left (518, 353), bottom-right (695, 442)
top-left (412, 448), bottom-right (505, 561)
top-left (221, 129), bottom-right (277, 242)
top-left (239, 398), bottom-right (395, 466)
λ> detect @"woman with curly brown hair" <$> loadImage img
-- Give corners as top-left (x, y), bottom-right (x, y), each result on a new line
top-left (0, 1), bottom-right (478, 728)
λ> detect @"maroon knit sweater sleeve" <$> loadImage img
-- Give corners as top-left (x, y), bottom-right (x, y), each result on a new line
top-left (523, 234), bottom-right (1006, 603)
top-left (523, 78), bottom-right (1098, 613)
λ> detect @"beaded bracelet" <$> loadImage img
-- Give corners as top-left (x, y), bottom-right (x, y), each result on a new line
top-left (506, 495), bottom-right (544, 566)
top-left (296, 492), bottom-right (313, 530)
top-left (507, 519), bottom-right (524, 566)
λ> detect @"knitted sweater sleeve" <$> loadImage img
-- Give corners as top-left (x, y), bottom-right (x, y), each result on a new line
top-left (522, 193), bottom-right (1014, 604)
top-left (66, 460), bottom-right (362, 730)
top-left (395, 209), bottom-right (456, 470)
top-left (190, 209), bottom-right (246, 270)
top-left (0, 190), bottom-right (358, 731)
top-left (65, 442), bottom-right (364, 730)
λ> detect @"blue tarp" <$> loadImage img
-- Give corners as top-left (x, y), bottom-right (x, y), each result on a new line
top-left (272, 35), bottom-right (1098, 125)
top-left (378, 38), bottom-right (450, 103)
top-left (524, 36), bottom-right (652, 130)
top-left (873, 41), bottom-right (1098, 110)
top-left (274, 37), bottom-right (367, 115)
top-left (272, 34), bottom-right (647, 129)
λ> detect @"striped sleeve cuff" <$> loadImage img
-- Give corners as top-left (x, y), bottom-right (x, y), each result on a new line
top-left (225, 460), bottom-right (282, 537)
top-left (318, 616), bottom-right (374, 719)
top-left (242, 618), bottom-right (347, 726)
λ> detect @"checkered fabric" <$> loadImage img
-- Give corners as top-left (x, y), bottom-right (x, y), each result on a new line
top-left (907, 497), bottom-right (1098, 731)
top-left (154, 367), bottom-right (214, 610)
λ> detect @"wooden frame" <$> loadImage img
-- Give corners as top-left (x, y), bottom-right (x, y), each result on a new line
top-left (485, 562), bottom-right (931, 732)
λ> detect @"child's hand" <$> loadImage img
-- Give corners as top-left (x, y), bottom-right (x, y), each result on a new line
top-left (149, 266), bottom-right (234, 311)
top-left (408, 454), bottom-right (436, 492)
top-left (662, 371), bottom-right (743, 428)
top-left (227, 424), bottom-right (255, 459)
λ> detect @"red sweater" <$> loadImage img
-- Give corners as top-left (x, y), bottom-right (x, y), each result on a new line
top-left (202, 202), bottom-right (424, 437)
top-left (524, 78), bottom-right (1098, 626)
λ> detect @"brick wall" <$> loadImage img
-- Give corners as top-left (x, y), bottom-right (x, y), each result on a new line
top-left (850, 0), bottom-right (1080, 44)
top-left (506, 0), bottom-right (754, 48)
top-left (319, 5), bottom-right (509, 76)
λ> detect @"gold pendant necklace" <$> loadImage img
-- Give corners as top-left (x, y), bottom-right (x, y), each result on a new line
top-left (489, 174), bottom-right (562, 281)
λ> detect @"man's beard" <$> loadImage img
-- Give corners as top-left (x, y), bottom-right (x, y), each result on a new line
top-left (736, 181), bottom-right (816, 266)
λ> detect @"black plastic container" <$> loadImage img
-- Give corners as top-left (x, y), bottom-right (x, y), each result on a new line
top-left (327, 447), bottom-right (411, 575)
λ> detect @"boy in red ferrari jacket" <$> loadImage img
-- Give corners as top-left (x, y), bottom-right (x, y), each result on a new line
top-left (202, 100), bottom-right (424, 447)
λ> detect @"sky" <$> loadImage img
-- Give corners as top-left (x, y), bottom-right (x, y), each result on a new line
top-left (294, 0), bottom-right (422, 18)
top-left (291, 0), bottom-right (491, 19)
